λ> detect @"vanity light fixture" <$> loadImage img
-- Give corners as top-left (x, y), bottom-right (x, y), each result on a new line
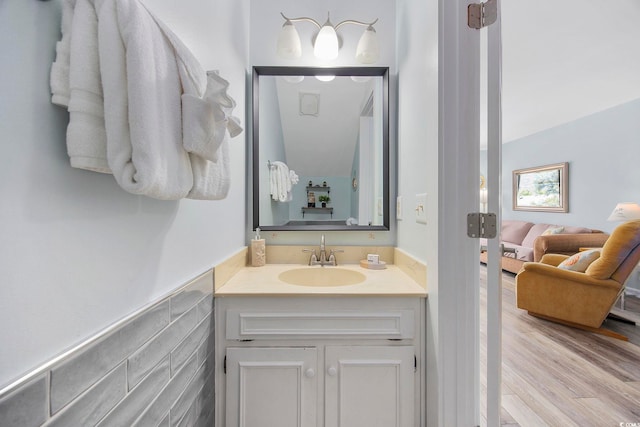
top-left (277, 12), bottom-right (380, 63)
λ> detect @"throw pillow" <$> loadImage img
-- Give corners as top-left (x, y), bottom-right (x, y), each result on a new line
top-left (558, 249), bottom-right (601, 272)
top-left (542, 226), bottom-right (564, 236)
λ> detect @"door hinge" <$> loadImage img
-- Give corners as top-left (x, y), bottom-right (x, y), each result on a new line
top-left (223, 355), bottom-right (227, 374)
top-left (468, 0), bottom-right (497, 29)
top-left (467, 213), bottom-right (497, 239)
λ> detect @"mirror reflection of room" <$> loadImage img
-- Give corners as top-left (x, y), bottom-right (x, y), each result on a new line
top-left (255, 68), bottom-right (388, 230)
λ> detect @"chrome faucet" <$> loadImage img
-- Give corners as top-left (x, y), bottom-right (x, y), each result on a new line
top-left (303, 234), bottom-right (343, 266)
top-left (319, 234), bottom-right (327, 263)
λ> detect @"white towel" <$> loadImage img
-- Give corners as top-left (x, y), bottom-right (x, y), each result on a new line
top-left (135, 1), bottom-right (243, 200)
top-left (51, 0), bottom-right (242, 199)
top-left (182, 71), bottom-right (243, 200)
top-left (182, 71), bottom-right (242, 163)
top-left (289, 170), bottom-right (299, 185)
top-left (270, 161), bottom-right (294, 202)
top-left (95, 0), bottom-right (194, 199)
top-left (50, 0), bottom-right (76, 107)
top-left (56, 0), bottom-right (111, 173)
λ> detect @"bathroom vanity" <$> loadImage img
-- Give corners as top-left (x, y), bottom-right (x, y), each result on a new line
top-left (214, 264), bottom-right (426, 427)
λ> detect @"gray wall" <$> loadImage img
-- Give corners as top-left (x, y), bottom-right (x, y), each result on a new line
top-left (0, 0), bottom-right (248, 390)
top-left (257, 77), bottom-right (289, 226)
top-left (483, 98), bottom-right (640, 234)
top-left (482, 98), bottom-right (640, 290)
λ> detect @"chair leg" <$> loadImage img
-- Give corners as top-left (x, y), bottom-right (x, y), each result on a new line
top-left (528, 311), bottom-right (629, 341)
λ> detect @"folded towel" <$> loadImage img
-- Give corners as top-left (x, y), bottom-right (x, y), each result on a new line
top-left (66, 0), bottom-right (110, 174)
top-left (270, 161), bottom-right (294, 202)
top-left (49, 0), bottom-right (111, 173)
top-left (142, 4), bottom-right (243, 200)
top-left (96, 0), bottom-right (193, 199)
top-left (50, 0), bottom-right (77, 107)
top-left (182, 71), bottom-right (242, 163)
top-left (52, 0), bottom-right (242, 199)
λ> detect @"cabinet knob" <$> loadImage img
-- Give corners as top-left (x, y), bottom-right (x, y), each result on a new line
top-left (327, 366), bottom-right (337, 376)
top-left (305, 368), bottom-right (315, 378)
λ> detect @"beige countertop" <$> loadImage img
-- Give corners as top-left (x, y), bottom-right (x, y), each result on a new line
top-left (216, 263), bottom-right (427, 297)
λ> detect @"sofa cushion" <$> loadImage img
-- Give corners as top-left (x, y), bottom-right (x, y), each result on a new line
top-left (501, 220), bottom-right (534, 245)
top-left (558, 249), bottom-right (601, 272)
top-left (562, 225), bottom-right (594, 234)
top-left (521, 223), bottom-right (594, 248)
top-left (514, 246), bottom-right (534, 262)
top-left (542, 226), bottom-right (564, 235)
top-left (521, 223), bottom-right (557, 248)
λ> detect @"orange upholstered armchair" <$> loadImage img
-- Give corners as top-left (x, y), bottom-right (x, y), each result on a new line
top-left (515, 220), bottom-right (640, 339)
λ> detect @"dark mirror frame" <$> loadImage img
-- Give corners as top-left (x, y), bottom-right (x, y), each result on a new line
top-left (252, 66), bottom-right (390, 231)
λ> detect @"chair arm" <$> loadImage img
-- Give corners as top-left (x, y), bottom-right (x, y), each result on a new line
top-left (533, 233), bottom-right (609, 262)
top-left (538, 253), bottom-right (569, 267)
top-left (520, 261), bottom-right (620, 290)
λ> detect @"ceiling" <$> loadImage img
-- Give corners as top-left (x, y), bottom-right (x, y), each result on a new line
top-left (276, 76), bottom-right (374, 177)
top-left (500, 0), bottom-right (640, 144)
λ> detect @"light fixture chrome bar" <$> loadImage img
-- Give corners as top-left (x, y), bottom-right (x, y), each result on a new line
top-left (280, 12), bottom-right (322, 29)
top-left (335, 18), bottom-right (379, 30)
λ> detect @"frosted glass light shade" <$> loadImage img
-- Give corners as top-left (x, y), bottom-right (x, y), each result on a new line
top-left (314, 24), bottom-right (339, 60)
top-left (355, 26), bottom-right (379, 64)
top-left (607, 202), bottom-right (640, 221)
top-left (277, 21), bottom-right (302, 59)
top-left (315, 75), bottom-right (335, 82)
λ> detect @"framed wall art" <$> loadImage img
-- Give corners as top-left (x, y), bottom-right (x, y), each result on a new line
top-left (513, 162), bottom-right (568, 212)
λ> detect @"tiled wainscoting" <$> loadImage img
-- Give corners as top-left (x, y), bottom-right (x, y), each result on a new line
top-left (0, 270), bottom-right (215, 427)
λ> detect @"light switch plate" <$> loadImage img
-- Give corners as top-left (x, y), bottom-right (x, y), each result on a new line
top-left (415, 193), bottom-right (427, 224)
top-left (396, 196), bottom-right (403, 220)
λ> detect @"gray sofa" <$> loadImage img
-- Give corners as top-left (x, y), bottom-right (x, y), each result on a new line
top-left (479, 219), bottom-right (609, 274)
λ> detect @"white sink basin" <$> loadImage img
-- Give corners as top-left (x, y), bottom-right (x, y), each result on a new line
top-left (278, 267), bottom-right (367, 287)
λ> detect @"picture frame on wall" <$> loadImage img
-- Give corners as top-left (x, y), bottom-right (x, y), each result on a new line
top-left (513, 162), bottom-right (568, 212)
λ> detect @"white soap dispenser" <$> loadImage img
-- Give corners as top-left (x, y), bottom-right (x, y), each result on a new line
top-left (251, 228), bottom-right (266, 267)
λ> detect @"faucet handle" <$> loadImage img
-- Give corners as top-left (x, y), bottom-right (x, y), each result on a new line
top-left (302, 248), bottom-right (318, 265)
top-left (328, 249), bottom-right (343, 266)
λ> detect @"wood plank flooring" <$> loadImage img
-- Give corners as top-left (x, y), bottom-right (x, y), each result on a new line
top-left (480, 266), bottom-right (640, 426)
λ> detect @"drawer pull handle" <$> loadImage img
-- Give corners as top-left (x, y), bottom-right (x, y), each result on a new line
top-left (305, 368), bottom-right (315, 378)
top-left (327, 366), bottom-right (337, 376)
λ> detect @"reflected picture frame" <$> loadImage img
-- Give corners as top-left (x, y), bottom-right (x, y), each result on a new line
top-left (513, 162), bottom-right (568, 212)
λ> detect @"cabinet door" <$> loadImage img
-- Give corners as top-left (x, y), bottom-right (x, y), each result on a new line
top-left (226, 347), bottom-right (317, 427)
top-left (325, 346), bottom-right (415, 427)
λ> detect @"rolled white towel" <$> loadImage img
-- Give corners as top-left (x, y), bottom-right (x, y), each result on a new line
top-left (289, 170), bottom-right (299, 185)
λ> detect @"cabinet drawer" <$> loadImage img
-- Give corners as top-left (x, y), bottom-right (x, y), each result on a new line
top-left (226, 310), bottom-right (415, 340)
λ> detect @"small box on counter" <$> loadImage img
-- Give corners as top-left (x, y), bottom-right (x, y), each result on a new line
top-left (367, 254), bottom-right (380, 264)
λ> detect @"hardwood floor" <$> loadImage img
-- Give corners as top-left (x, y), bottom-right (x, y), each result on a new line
top-left (480, 266), bottom-right (640, 426)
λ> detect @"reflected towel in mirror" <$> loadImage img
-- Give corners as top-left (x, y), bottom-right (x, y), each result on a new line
top-left (270, 161), bottom-right (296, 202)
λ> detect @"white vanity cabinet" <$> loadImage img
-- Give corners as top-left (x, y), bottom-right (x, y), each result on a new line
top-left (215, 296), bottom-right (425, 427)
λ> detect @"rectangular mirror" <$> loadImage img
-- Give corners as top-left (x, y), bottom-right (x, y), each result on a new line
top-left (252, 66), bottom-right (390, 231)
top-left (513, 162), bottom-right (569, 212)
